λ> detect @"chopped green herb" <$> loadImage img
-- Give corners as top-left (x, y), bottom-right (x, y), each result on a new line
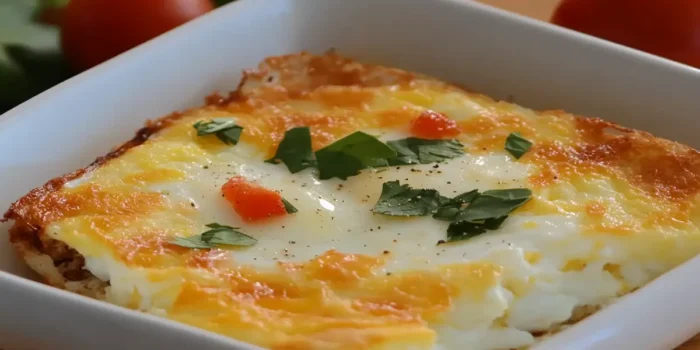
top-left (446, 221), bottom-right (487, 242)
top-left (281, 198), bottom-right (298, 214)
top-left (372, 180), bottom-right (446, 216)
top-left (445, 215), bottom-right (508, 242)
top-left (315, 131), bottom-right (397, 180)
top-left (170, 236), bottom-right (216, 249)
top-left (453, 189), bottom-right (480, 204)
top-left (484, 216), bottom-right (508, 230)
top-left (387, 138), bottom-right (464, 165)
top-left (193, 118), bottom-right (243, 145)
top-left (504, 132), bottom-right (532, 159)
top-left (456, 188), bottom-right (532, 222)
top-left (169, 223), bottom-right (256, 249)
top-left (432, 189), bottom-right (480, 221)
top-left (265, 127), bottom-right (316, 173)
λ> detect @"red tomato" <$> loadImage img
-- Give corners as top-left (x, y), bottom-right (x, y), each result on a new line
top-left (221, 176), bottom-right (287, 222)
top-left (551, 0), bottom-right (700, 69)
top-left (410, 111), bottom-right (461, 139)
top-left (61, 0), bottom-right (214, 71)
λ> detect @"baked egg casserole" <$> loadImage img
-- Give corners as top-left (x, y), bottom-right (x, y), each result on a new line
top-left (4, 52), bottom-right (700, 350)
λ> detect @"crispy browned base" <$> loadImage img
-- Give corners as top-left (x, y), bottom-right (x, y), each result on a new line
top-left (2, 113), bottom-right (185, 297)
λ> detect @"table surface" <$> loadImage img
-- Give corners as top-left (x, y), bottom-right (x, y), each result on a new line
top-left (473, 1), bottom-right (699, 349)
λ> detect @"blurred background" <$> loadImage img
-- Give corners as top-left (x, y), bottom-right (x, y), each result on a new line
top-left (0, 0), bottom-right (234, 113)
top-left (0, 0), bottom-right (698, 112)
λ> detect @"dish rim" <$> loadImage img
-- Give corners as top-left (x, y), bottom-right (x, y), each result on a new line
top-left (1, 0), bottom-right (699, 349)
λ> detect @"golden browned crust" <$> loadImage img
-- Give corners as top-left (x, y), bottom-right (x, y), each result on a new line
top-left (2, 112), bottom-right (184, 294)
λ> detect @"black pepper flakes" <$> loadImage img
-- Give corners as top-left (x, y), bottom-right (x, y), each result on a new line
top-left (383, 250), bottom-right (390, 255)
top-left (436, 240), bottom-right (445, 245)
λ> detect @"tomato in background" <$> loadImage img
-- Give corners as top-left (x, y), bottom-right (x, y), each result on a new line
top-left (61, 0), bottom-right (214, 71)
top-left (551, 0), bottom-right (700, 69)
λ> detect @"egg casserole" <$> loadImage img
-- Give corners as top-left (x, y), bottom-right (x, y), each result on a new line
top-left (4, 52), bottom-right (700, 350)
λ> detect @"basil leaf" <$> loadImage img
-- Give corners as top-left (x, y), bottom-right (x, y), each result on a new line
top-left (170, 223), bottom-right (256, 249)
top-left (206, 230), bottom-right (257, 247)
top-left (170, 236), bottom-right (215, 249)
top-left (372, 180), bottom-right (445, 216)
top-left (281, 198), bottom-right (298, 214)
top-left (199, 223), bottom-right (235, 242)
top-left (505, 132), bottom-right (532, 159)
top-left (453, 189), bottom-right (480, 204)
top-left (193, 118), bottom-right (243, 145)
top-left (387, 138), bottom-right (464, 165)
top-left (315, 131), bottom-right (397, 180)
top-left (447, 221), bottom-right (487, 242)
top-left (266, 127), bottom-right (316, 173)
top-left (484, 216), bottom-right (508, 230)
top-left (456, 188), bottom-right (531, 222)
top-left (432, 189), bottom-right (480, 221)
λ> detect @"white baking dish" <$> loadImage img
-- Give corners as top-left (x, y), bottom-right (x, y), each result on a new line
top-left (1, 0), bottom-right (699, 349)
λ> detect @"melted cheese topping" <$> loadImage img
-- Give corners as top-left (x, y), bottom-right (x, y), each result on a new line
top-left (28, 53), bottom-right (700, 349)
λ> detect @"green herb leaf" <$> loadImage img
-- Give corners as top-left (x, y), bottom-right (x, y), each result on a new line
top-left (169, 223), bottom-right (256, 249)
top-left (504, 132), bottom-right (532, 159)
top-left (281, 198), bottom-right (298, 214)
top-left (387, 138), bottom-right (464, 165)
top-left (432, 189), bottom-right (480, 221)
top-left (170, 236), bottom-right (216, 249)
top-left (446, 221), bottom-right (487, 242)
top-left (445, 215), bottom-right (509, 243)
top-left (315, 131), bottom-right (397, 180)
top-left (484, 216), bottom-right (508, 230)
top-left (456, 188), bottom-right (532, 222)
top-left (372, 180), bottom-right (446, 216)
top-left (265, 127), bottom-right (316, 173)
top-left (199, 223), bottom-right (235, 242)
top-left (193, 118), bottom-right (243, 145)
top-left (453, 189), bottom-right (480, 204)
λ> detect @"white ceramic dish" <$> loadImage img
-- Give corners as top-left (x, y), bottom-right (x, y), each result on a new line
top-left (1, 0), bottom-right (699, 349)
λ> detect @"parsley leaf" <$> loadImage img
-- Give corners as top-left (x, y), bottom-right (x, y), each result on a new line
top-left (504, 132), bottom-right (532, 159)
top-left (372, 181), bottom-right (447, 216)
top-left (484, 216), bottom-right (508, 230)
top-left (193, 118), bottom-right (243, 145)
top-left (170, 236), bottom-right (215, 249)
top-left (281, 198), bottom-right (298, 214)
top-left (315, 131), bottom-right (397, 180)
top-left (265, 126), bottom-right (316, 173)
top-left (446, 221), bottom-right (487, 242)
top-left (445, 215), bottom-right (508, 242)
top-left (456, 188), bottom-right (532, 222)
top-left (387, 138), bottom-right (464, 165)
top-left (432, 189), bottom-right (480, 221)
top-left (169, 223), bottom-right (256, 249)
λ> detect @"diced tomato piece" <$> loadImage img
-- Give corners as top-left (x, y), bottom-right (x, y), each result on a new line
top-left (221, 176), bottom-right (287, 222)
top-left (410, 111), bottom-right (460, 139)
